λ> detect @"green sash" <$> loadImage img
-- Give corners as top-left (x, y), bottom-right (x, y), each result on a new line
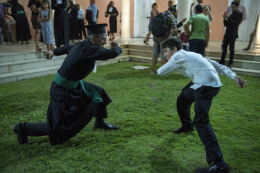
top-left (54, 73), bottom-right (103, 103)
top-left (17, 11), bottom-right (25, 14)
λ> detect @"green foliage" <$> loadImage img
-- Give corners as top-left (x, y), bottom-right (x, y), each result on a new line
top-left (0, 62), bottom-right (259, 173)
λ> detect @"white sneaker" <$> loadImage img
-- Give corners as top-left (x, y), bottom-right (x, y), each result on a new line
top-left (151, 70), bottom-right (157, 74)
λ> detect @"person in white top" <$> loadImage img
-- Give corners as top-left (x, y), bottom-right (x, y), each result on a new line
top-left (158, 37), bottom-right (247, 173)
top-left (76, 4), bottom-right (87, 42)
top-left (191, 0), bottom-right (203, 15)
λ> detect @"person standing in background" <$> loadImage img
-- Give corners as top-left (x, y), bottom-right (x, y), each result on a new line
top-left (38, 0), bottom-right (54, 58)
top-left (184, 4), bottom-right (210, 57)
top-left (87, 0), bottom-right (98, 24)
top-left (28, 0), bottom-right (42, 51)
top-left (51, 0), bottom-right (69, 48)
top-left (191, 0), bottom-right (203, 15)
top-left (67, 0), bottom-right (78, 43)
top-left (76, 4), bottom-right (86, 42)
top-left (226, 0), bottom-right (246, 24)
top-left (11, 0), bottom-right (32, 45)
top-left (180, 27), bottom-right (190, 51)
top-left (105, 1), bottom-right (118, 41)
top-left (168, 0), bottom-right (173, 8)
top-left (144, 3), bottom-right (158, 45)
top-left (219, 1), bottom-right (242, 68)
top-left (0, 1), bottom-right (13, 44)
top-left (243, 15), bottom-right (259, 50)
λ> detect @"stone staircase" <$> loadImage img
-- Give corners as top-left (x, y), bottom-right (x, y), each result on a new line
top-left (0, 44), bottom-right (259, 84)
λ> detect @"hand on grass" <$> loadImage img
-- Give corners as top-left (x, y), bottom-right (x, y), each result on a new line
top-left (234, 76), bottom-right (247, 88)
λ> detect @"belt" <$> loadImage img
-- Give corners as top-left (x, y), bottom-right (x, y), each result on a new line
top-left (54, 73), bottom-right (103, 103)
top-left (17, 11), bottom-right (25, 14)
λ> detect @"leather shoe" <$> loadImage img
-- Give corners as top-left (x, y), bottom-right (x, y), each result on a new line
top-left (196, 164), bottom-right (230, 173)
top-left (228, 64), bottom-right (232, 69)
top-left (173, 126), bottom-right (194, 133)
top-left (94, 120), bottom-right (119, 130)
top-left (13, 125), bottom-right (33, 145)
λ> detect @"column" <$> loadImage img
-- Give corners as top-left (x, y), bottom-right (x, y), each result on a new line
top-left (252, 13), bottom-right (260, 52)
top-left (121, 0), bottom-right (131, 42)
top-left (50, 0), bottom-right (55, 46)
top-left (177, 0), bottom-right (193, 33)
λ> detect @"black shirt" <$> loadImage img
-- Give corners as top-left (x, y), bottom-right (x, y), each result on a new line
top-left (53, 40), bottom-right (122, 81)
top-left (224, 10), bottom-right (243, 38)
top-left (27, 0), bottom-right (40, 16)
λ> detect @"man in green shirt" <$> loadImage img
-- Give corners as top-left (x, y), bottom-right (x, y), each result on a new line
top-left (184, 4), bottom-right (210, 57)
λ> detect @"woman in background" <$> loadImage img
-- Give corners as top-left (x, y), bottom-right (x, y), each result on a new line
top-left (105, 1), bottom-right (118, 41)
top-left (51, 0), bottom-right (69, 47)
top-left (76, 4), bottom-right (87, 42)
top-left (144, 3), bottom-right (158, 45)
top-left (11, 0), bottom-right (32, 45)
top-left (28, 0), bottom-right (42, 51)
top-left (67, 0), bottom-right (78, 43)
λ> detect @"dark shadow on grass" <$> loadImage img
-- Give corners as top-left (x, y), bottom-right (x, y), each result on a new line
top-left (105, 70), bottom-right (186, 81)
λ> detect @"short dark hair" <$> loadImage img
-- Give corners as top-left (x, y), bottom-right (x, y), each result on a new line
top-left (7, 0), bottom-right (12, 4)
top-left (231, 1), bottom-right (240, 6)
top-left (168, 5), bottom-right (177, 13)
top-left (152, 3), bottom-right (157, 9)
top-left (168, 0), bottom-right (173, 4)
top-left (161, 36), bottom-right (183, 51)
top-left (195, 4), bottom-right (203, 13)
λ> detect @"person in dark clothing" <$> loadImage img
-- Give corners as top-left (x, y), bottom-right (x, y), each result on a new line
top-left (76, 4), bottom-right (87, 41)
top-left (67, 0), bottom-right (78, 43)
top-left (13, 24), bottom-right (122, 146)
top-left (219, 1), bottom-right (243, 68)
top-left (171, 5), bottom-right (187, 29)
top-left (11, 0), bottom-right (32, 44)
top-left (105, 1), bottom-right (118, 41)
top-left (51, 0), bottom-right (69, 48)
top-left (28, 0), bottom-right (42, 51)
top-left (0, 1), bottom-right (13, 44)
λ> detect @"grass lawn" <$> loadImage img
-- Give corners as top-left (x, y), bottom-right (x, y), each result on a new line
top-left (0, 62), bottom-right (260, 173)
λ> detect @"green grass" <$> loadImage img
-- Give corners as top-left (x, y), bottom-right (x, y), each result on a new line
top-left (0, 62), bottom-right (260, 173)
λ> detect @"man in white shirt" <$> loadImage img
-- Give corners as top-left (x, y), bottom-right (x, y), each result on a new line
top-left (158, 37), bottom-right (247, 173)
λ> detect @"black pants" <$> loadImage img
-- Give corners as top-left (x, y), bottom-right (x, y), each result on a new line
top-left (177, 82), bottom-right (224, 165)
top-left (78, 20), bottom-right (87, 39)
top-left (220, 37), bottom-right (236, 66)
top-left (0, 18), bottom-right (7, 42)
top-left (189, 39), bottom-right (205, 57)
top-left (88, 21), bottom-right (96, 25)
top-left (17, 103), bottom-right (108, 138)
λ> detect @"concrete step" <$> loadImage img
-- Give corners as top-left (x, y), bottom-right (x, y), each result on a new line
top-left (208, 57), bottom-right (260, 71)
top-left (0, 51), bottom-right (43, 63)
top-left (0, 56), bottom-right (66, 74)
top-left (0, 55), bottom-right (131, 84)
top-left (129, 55), bottom-right (260, 77)
top-left (127, 44), bottom-right (260, 62)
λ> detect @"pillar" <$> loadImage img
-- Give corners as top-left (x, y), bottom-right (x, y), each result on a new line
top-left (121, 0), bottom-right (131, 42)
top-left (251, 13), bottom-right (260, 52)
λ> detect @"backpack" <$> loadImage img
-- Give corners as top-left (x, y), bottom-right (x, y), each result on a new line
top-left (152, 12), bottom-right (171, 37)
top-left (85, 9), bottom-right (93, 22)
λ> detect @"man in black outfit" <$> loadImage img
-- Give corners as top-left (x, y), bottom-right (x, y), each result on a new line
top-left (13, 24), bottom-right (122, 146)
top-left (219, 1), bottom-right (242, 68)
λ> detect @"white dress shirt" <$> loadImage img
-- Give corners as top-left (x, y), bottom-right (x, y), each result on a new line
top-left (157, 50), bottom-right (236, 90)
top-left (77, 9), bottom-right (84, 19)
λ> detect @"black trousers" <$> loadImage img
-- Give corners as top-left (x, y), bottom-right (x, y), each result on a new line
top-left (18, 103), bottom-right (108, 138)
top-left (177, 82), bottom-right (223, 165)
top-left (220, 37), bottom-right (236, 66)
top-left (78, 19), bottom-right (87, 39)
top-left (189, 39), bottom-right (205, 57)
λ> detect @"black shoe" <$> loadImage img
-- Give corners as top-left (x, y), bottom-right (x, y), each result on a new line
top-left (94, 120), bottom-right (119, 130)
top-left (173, 126), bottom-right (194, 133)
top-left (228, 64), bottom-right (232, 69)
top-left (196, 164), bottom-right (230, 173)
top-left (13, 125), bottom-right (33, 145)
